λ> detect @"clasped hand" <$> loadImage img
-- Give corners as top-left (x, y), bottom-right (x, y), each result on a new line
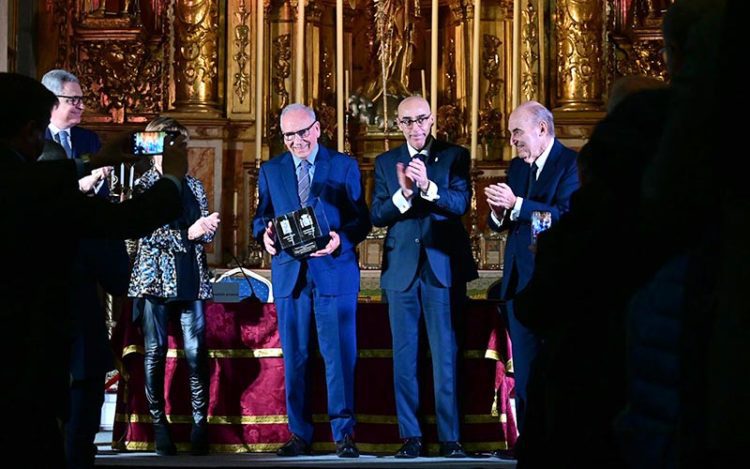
top-left (396, 158), bottom-right (429, 198)
top-left (484, 183), bottom-right (517, 216)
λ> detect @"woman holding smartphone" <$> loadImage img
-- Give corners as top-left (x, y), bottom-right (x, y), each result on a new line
top-left (128, 117), bottom-right (220, 456)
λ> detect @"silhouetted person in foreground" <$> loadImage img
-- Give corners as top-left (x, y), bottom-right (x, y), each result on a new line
top-left (0, 72), bottom-right (187, 466)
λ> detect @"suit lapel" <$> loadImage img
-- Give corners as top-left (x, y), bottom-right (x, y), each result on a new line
top-left (531, 139), bottom-right (562, 197)
top-left (310, 146), bottom-right (331, 203)
top-left (279, 152), bottom-right (300, 207)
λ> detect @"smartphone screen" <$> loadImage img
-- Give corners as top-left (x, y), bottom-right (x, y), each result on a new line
top-left (130, 131), bottom-right (178, 155)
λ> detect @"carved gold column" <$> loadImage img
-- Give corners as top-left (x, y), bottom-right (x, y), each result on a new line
top-left (519, 0), bottom-right (544, 102)
top-left (173, 0), bottom-right (221, 113)
top-left (554, 0), bottom-right (604, 111)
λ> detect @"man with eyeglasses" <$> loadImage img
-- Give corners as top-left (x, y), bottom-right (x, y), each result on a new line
top-left (252, 103), bottom-right (371, 459)
top-left (0, 72), bottom-right (187, 467)
top-left (41, 69), bottom-right (108, 195)
top-left (371, 95), bottom-right (478, 459)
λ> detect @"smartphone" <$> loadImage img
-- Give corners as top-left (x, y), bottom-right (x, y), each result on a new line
top-left (129, 130), bottom-right (180, 156)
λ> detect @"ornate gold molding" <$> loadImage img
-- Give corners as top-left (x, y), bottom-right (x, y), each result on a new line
top-left (233, 0), bottom-right (251, 105)
top-left (555, 0), bottom-right (604, 111)
top-left (478, 34), bottom-right (503, 144)
top-left (520, 0), bottom-right (539, 101)
top-left (75, 38), bottom-right (165, 123)
top-left (268, 33), bottom-right (291, 140)
top-left (173, 0), bottom-right (221, 113)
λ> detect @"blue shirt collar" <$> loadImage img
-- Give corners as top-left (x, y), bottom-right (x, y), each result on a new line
top-left (292, 144), bottom-right (319, 168)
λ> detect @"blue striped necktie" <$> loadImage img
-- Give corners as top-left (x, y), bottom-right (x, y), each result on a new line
top-left (57, 130), bottom-right (73, 159)
top-left (297, 159), bottom-right (312, 206)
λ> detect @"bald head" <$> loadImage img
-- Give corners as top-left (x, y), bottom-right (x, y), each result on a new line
top-left (508, 101), bottom-right (555, 164)
top-left (397, 95), bottom-right (434, 151)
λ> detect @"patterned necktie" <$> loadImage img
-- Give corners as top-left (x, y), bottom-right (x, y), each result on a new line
top-left (297, 159), bottom-right (312, 207)
top-left (527, 162), bottom-right (538, 197)
top-left (57, 130), bottom-right (73, 159)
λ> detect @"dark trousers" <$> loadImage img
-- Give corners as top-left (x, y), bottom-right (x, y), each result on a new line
top-left (505, 298), bottom-right (541, 435)
top-left (386, 259), bottom-right (466, 442)
top-left (65, 374), bottom-right (106, 468)
top-left (142, 299), bottom-right (209, 426)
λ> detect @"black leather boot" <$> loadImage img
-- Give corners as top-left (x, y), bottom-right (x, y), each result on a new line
top-left (184, 301), bottom-right (210, 456)
top-left (153, 422), bottom-right (176, 456)
top-left (142, 300), bottom-right (173, 455)
top-left (190, 423), bottom-right (209, 455)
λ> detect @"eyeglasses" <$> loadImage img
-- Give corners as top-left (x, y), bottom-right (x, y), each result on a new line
top-left (57, 95), bottom-right (85, 107)
top-left (398, 114), bottom-right (432, 128)
top-left (282, 121), bottom-right (317, 142)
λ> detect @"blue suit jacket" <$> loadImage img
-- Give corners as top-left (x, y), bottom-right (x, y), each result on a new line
top-left (371, 139), bottom-right (478, 291)
top-left (45, 126), bottom-right (102, 158)
top-left (252, 146), bottom-right (371, 298)
top-left (490, 139), bottom-right (579, 299)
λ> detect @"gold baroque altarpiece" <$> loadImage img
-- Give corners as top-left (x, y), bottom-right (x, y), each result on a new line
top-left (34, 0), bottom-right (670, 268)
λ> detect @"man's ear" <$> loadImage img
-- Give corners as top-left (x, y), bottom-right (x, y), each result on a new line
top-left (538, 120), bottom-right (548, 137)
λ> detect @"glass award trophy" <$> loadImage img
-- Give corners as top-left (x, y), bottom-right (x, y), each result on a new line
top-left (272, 197), bottom-right (331, 258)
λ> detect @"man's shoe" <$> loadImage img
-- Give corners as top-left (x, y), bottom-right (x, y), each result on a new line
top-left (276, 434), bottom-right (311, 457)
top-left (153, 423), bottom-right (177, 456)
top-left (190, 423), bottom-right (209, 456)
top-left (440, 441), bottom-right (467, 458)
top-left (335, 434), bottom-right (360, 458)
top-left (395, 437), bottom-right (422, 458)
top-left (493, 448), bottom-right (516, 460)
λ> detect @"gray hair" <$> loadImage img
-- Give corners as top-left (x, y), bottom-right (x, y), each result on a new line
top-left (41, 69), bottom-right (80, 95)
top-left (145, 116), bottom-right (189, 139)
top-left (518, 100), bottom-right (555, 137)
top-left (280, 103), bottom-right (316, 123)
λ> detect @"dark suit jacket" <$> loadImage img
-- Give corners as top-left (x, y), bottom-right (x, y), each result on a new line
top-left (371, 139), bottom-right (478, 290)
top-left (489, 139), bottom-right (578, 300)
top-left (251, 146), bottom-right (371, 298)
top-left (70, 239), bottom-right (130, 381)
top-left (45, 126), bottom-right (101, 158)
top-left (0, 144), bottom-right (182, 421)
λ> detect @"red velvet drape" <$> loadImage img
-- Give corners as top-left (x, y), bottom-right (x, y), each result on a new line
top-left (110, 299), bottom-right (515, 455)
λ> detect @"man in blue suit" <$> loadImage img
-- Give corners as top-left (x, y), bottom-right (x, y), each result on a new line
top-left (484, 100), bottom-right (579, 438)
top-left (371, 96), bottom-right (477, 459)
top-left (42, 69), bottom-right (109, 196)
top-left (252, 103), bottom-right (371, 458)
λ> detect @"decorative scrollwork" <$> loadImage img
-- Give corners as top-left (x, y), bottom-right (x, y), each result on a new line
top-left (75, 39), bottom-right (164, 122)
top-left (233, 0), bottom-right (251, 104)
top-left (174, 0), bottom-right (220, 108)
top-left (520, 1), bottom-right (539, 101)
top-left (478, 34), bottom-right (503, 144)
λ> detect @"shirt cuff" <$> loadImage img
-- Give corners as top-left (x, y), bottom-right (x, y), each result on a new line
top-left (490, 210), bottom-right (505, 226)
top-left (510, 196), bottom-right (523, 221)
top-left (392, 189), bottom-right (412, 213)
top-left (419, 180), bottom-right (440, 201)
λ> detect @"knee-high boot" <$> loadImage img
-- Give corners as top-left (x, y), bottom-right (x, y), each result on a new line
top-left (142, 300), bottom-right (176, 455)
top-left (182, 300), bottom-right (210, 454)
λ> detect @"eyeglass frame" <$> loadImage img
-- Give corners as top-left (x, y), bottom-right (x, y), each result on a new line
top-left (56, 94), bottom-right (85, 107)
top-left (397, 113), bottom-right (432, 128)
top-left (281, 120), bottom-right (318, 142)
